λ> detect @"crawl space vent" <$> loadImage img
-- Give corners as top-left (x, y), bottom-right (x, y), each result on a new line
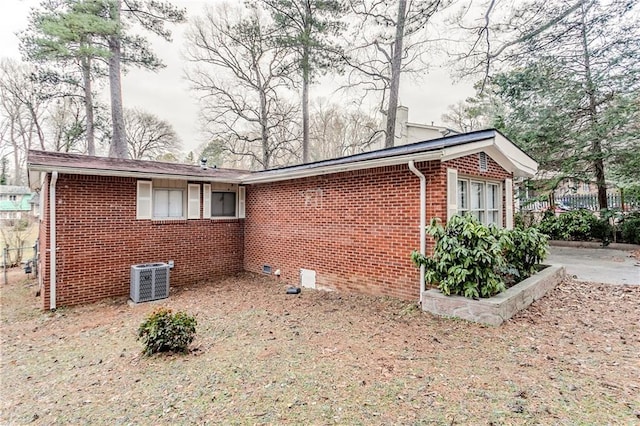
top-left (130, 263), bottom-right (170, 303)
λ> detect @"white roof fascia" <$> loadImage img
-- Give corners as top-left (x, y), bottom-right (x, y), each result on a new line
top-left (440, 137), bottom-right (537, 178)
top-left (27, 165), bottom-right (246, 184)
top-left (242, 151), bottom-right (443, 184)
top-left (494, 133), bottom-right (538, 177)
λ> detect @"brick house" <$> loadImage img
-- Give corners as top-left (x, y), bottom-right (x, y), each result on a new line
top-left (28, 129), bottom-right (537, 310)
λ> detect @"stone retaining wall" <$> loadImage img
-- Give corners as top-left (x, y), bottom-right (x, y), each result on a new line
top-left (421, 265), bottom-right (565, 326)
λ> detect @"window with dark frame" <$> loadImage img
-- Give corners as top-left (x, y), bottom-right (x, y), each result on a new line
top-left (212, 191), bottom-right (236, 217)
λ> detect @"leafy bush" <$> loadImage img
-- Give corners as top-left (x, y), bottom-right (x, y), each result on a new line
top-left (412, 215), bottom-right (549, 299)
top-left (538, 209), bottom-right (598, 240)
top-left (412, 215), bottom-right (508, 299)
top-left (621, 212), bottom-right (640, 244)
top-left (514, 211), bottom-right (537, 229)
top-left (502, 227), bottom-right (548, 281)
top-left (137, 308), bottom-right (197, 356)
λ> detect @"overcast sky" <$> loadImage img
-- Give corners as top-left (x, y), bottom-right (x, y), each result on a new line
top-left (1, 0), bottom-right (475, 155)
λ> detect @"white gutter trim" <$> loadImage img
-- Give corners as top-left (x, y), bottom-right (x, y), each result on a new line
top-left (49, 171), bottom-right (58, 310)
top-left (408, 161), bottom-right (426, 305)
top-left (28, 165), bottom-right (246, 184)
top-left (243, 151), bottom-right (443, 184)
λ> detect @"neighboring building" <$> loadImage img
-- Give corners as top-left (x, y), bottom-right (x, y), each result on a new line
top-left (370, 106), bottom-right (458, 150)
top-left (28, 129), bottom-right (537, 310)
top-left (0, 185), bottom-right (35, 222)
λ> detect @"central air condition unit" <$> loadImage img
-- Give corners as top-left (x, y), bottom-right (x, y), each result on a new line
top-left (130, 263), bottom-right (170, 303)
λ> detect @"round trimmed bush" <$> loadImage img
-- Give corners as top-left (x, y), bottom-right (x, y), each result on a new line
top-left (137, 307), bottom-right (197, 356)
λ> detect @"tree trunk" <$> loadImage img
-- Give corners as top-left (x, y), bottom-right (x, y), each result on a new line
top-left (256, 61), bottom-right (270, 169)
top-left (301, 3), bottom-right (312, 163)
top-left (81, 57), bottom-right (95, 156)
top-left (108, 0), bottom-right (128, 159)
top-left (580, 4), bottom-right (607, 210)
top-left (302, 57), bottom-right (310, 163)
top-left (385, 0), bottom-right (407, 149)
top-left (10, 119), bottom-right (22, 186)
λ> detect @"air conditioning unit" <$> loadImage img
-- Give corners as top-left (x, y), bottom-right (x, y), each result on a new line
top-left (130, 263), bottom-right (170, 303)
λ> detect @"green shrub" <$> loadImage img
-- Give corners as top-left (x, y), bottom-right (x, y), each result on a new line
top-left (514, 211), bottom-right (537, 229)
top-left (412, 215), bottom-right (508, 299)
top-left (620, 212), bottom-right (640, 244)
top-left (502, 227), bottom-right (548, 281)
top-left (538, 209), bottom-right (598, 241)
top-left (137, 307), bottom-right (197, 356)
top-left (412, 215), bottom-right (549, 299)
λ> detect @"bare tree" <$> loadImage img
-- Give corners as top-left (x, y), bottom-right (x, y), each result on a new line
top-left (48, 97), bottom-right (87, 153)
top-left (441, 93), bottom-right (498, 132)
top-left (345, 0), bottom-right (447, 147)
top-left (184, 2), bottom-right (300, 170)
top-left (309, 99), bottom-right (381, 161)
top-left (124, 108), bottom-right (180, 160)
top-left (0, 60), bottom-right (50, 185)
top-left (258, 0), bottom-right (345, 163)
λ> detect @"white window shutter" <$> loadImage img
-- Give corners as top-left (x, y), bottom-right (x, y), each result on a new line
top-left (238, 186), bottom-right (246, 219)
top-left (187, 184), bottom-right (200, 219)
top-left (136, 181), bottom-right (152, 219)
top-left (505, 178), bottom-right (514, 229)
top-left (446, 168), bottom-right (458, 221)
top-left (203, 184), bottom-right (211, 218)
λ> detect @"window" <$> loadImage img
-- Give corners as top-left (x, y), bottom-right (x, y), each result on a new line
top-left (203, 184), bottom-right (245, 219)
top-left (487, 183), bottom-right (500, 225)
top-left (212, 191), bottom-right (236, 217)
top-left (457, 180), bottom-right (468, 216)
top-left (137, 180), bottom-right (192, 220)
top-left (153, 189), bottom-right (183, 218)
top-left (456, 178), bottom-right (502, 226)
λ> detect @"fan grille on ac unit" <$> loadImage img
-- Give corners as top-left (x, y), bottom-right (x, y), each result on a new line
top-left (130, 263), bottom-right (170, 303)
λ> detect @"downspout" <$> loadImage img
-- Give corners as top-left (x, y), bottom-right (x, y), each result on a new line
top-left (408, 161), bottom-right (426, 304)
top-left (49, 171), bottom-right (58, 310)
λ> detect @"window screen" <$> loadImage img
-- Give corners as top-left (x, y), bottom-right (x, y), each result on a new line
top-left (212, 191), bottom-right (236, 217)
top-left (153, 189), bottom-right (183, 218)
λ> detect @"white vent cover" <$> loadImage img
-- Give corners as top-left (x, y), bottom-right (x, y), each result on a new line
top-left (479, 152), bottom-right (488, 172)
top-left (130, 263), bottom-right (170, 303)
top-left (300, 268), bottom-right (316, 289)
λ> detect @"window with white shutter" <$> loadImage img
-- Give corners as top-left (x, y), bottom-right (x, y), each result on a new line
top-left (447, 168), bottom-right (458, 220)
top-left (505, 178), bottom-right (514, 229)
top-left (203, 184), bottom-right (211, 218)
top-left (187, 184), bottom-right (200, 219)
top-left (136, 181), bottom-right (152, 219)
top-left (238, 186), bottom-right (246, 219)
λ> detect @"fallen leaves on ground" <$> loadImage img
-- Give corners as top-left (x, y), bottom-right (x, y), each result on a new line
top-left (1, 269), bottom-right (638, 425)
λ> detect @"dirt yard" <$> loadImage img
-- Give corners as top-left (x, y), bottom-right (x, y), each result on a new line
top-left (1, 269), bottom-right (639, 425)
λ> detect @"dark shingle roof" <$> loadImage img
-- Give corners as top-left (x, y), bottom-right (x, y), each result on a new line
top-left (27, 150), bottom-right (250, 182)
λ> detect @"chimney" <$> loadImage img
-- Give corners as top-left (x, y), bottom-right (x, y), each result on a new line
top-left (395, 105), bottom-right (409, 146)
top-left (200, 158), bottom-right (208, 170)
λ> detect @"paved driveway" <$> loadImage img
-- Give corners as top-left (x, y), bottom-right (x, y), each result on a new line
top-left (547, 246), bottom-right (640, 285)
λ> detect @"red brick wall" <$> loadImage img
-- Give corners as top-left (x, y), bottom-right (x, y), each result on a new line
top-left (39, 174), bottom-right (244, 309)
top-left (244, 154), bottom-right (512, 301)
top-left (37, 152), bottom-right (512, 308)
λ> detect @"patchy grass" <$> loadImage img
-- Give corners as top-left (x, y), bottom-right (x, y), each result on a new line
top-left (1, 270), bottom-right (639, 424)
